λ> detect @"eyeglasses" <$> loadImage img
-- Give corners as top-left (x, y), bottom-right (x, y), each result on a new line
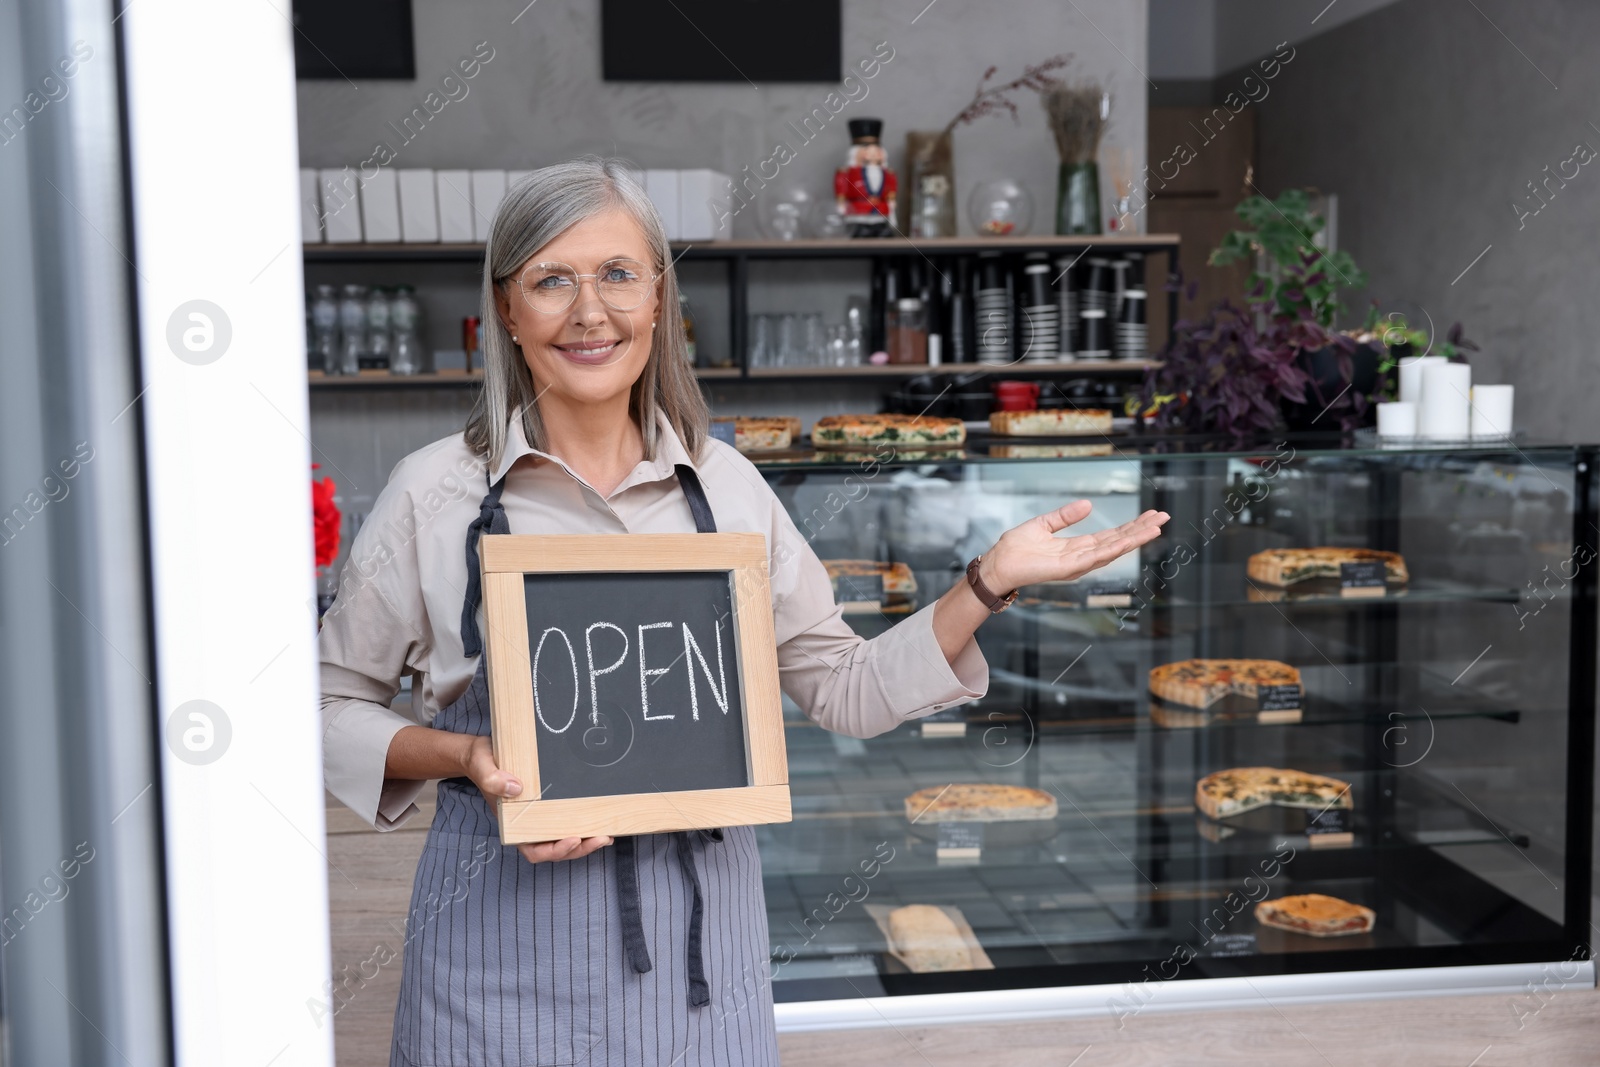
top-left (513, 258), bottom-right (658, 314)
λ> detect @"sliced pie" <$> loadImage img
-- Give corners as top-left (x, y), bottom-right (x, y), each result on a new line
top-left (988, 408), bottom-right (1114, 436)
top-left (1255, 893), bottom-right (1375, 937)
top-left (1149, 659), bottom-right (1301, 710)
top-left (1195, 767), bottom-right (1352, 821)
top-left (903, 783), bottom-right (1057, 823)
top-left (813, 413), bottom-right (966, 449)
top-left (1248, 547), bottom-right (1409, 587)
top-left (711, 415), bottom-right (796, 453)
top-left (823, 560), bottom-right (918, 596)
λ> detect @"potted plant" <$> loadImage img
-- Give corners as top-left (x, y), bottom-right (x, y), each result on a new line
top-left (1203, 190), bottom-right (1382, 432)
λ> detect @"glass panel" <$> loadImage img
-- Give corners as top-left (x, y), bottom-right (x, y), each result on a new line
top-left (758, 442), bottom-right (1587, 999)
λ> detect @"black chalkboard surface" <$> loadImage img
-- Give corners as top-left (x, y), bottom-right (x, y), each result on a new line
top-left (479, 531), bottom-right (789, 844)
top-left (524, 571), bottom-right (749, 800)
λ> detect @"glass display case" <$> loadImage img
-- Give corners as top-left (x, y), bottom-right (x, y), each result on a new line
top-left (752, 435), bottom-right (1597, 1023)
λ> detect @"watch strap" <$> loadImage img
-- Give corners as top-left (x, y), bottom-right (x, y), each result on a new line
top-left (966, 554), bottom-right (1018, 613)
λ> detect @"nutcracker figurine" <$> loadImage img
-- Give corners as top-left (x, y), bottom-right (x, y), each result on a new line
top-left (834, 118), bottom-right (897, 237)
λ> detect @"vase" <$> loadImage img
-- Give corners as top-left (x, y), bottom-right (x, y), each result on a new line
top-left (902, 130), bottom-right (957, 238)
top-left (1282, 341), bottom-right (1386, 431)
top-left (1056, 160), bottom-right (1102, 236)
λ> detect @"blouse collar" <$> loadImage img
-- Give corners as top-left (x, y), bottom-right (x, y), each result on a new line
top-left (489, 401), bottom-right (696, 492)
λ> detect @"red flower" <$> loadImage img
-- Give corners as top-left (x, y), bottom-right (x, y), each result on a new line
top-left (311, 463), bottom-right (342, 570)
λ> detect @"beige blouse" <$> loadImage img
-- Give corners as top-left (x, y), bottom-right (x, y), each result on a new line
top-left (319, 404), bottom-right (990, 831)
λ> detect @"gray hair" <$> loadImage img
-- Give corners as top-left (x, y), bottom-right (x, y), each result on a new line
top-left (463, 156), bottom-right (707, 477)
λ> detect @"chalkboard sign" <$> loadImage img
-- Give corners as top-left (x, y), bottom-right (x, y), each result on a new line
top-left (478, 533), bottom-right (790, 844)
top-left (1339, 559), bottom-right (1388, 598)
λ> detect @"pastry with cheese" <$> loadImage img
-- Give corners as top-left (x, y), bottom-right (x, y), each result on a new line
top-left (904, 783), bottom-right (1057, 823)
top-left (1255, 893), bottom-right (1374, 937)
top-left (988, 408), bottom-right (1114, 436)
top-left (813, 413), bottom-right (965, 449)
top-left (1248, 547), bottom-right (1409, 587)
top-left (1195, 767), bottom-right (1352, 821)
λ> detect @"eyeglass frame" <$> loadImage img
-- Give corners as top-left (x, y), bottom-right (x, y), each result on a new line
top-left (507, 257), bottom-right (662, 314)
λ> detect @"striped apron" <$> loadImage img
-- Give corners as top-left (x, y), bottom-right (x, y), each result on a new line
top-left (389, 464), bottom-right (781, 1067)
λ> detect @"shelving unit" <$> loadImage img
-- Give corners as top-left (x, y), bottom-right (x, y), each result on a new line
top-left (304, 234), bottom-right (1178, 390)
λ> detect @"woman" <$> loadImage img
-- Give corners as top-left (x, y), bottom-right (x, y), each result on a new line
top-left (319, 157), bottom-right (1168, 1066)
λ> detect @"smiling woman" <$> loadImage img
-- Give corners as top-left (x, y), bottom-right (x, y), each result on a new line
top-left (316, 156), bottom-right (1165, 1067)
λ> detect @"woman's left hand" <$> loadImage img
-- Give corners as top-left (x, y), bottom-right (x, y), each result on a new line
top-left (983, 501), bottom-right (1169, 592)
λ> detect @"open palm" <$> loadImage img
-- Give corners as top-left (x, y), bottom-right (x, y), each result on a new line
top-left (989, 501), bottom-right (1169, 591)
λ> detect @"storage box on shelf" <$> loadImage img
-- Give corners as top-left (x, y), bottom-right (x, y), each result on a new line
top-left (747, 434), bottom-right (1596, 1018)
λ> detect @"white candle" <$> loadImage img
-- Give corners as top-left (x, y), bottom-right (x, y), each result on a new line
top-left (1418, 361), bottom-right (1472, 439)
top-left (1470, 384), bottom-right (1514, 438)
top-left (1377, 401), bottom-right (1417, 437)
top-left (1398, 355), bottom-right (1446, 405)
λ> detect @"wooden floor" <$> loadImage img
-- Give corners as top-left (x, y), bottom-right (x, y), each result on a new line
top-left (326, 792), bottom-right (1600, 1067)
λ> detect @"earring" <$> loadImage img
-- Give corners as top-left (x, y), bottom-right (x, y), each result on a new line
top-left (512, 334), bottom-right (519, 343)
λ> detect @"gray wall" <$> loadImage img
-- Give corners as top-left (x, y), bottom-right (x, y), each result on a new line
top-left (297, 0), bottom-right (1148, 240)
top-left (297, 0), bottom-right (1153, 545)
top-left (1249, 0), bottom-right (1596, 442)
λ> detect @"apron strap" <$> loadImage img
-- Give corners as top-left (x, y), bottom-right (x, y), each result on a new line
top-left (460, 469), bottom-right (510, 659)
top-left (614, 461), bottom-right (721, 1006)
top-left (674, 463), bottom-right (717, 535)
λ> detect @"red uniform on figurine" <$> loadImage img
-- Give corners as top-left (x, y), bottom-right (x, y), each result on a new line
top-left (834, 118), bottom-right (897, 237)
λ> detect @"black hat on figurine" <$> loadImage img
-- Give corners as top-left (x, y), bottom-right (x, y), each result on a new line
top-left (848, 117), bottom-right (883, 143)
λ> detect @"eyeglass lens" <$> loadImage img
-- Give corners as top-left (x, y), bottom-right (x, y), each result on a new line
top-left (520, 259), bottom-right (653, 312)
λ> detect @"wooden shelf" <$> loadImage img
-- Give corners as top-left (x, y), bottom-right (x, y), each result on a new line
top-left (308, 360), bottom-right (1155, 390)
top-left (303, 234), bottom-right (1180, 264)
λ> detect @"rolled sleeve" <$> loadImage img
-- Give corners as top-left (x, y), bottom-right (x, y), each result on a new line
top-left (321, 674), bottom-right (426, 832)
top-left (767, 492), bottom-right (989, 738)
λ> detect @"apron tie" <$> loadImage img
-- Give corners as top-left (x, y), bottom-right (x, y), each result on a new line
top-left (460, 470), bottom-right (510, 658)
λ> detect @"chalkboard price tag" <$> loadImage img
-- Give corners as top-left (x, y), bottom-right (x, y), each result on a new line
top-left (1206, 933), bottom-right (1257, 958)
top-left (936, 822), bottom-right (983, 861)
top-left (836, 572), bottom-right (884, 607)
top-left (478, 532), bottom-right (792, 845)
top-left (1256, 683), bottom-right (1303, 712)
top-left (1306, 807), bottom-right (1354, 849)
top-left (1339, 560), bottom-right (1388, 598)
top-left (708, 420), bottom-right (738, 447)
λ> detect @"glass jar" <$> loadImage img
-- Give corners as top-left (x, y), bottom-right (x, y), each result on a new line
top-left (887, 297), bottom-right (927, 364)
top-left (336, 284), bottom-right (366, 375)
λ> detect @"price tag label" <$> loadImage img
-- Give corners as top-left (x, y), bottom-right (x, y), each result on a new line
top-left (1257, 683), bottom-right (1303, 712)
top-left (836, 572), bottom-right (884, 607)
top-left (1306, 807), bottom-right (1354, 849)
top-left (709, 420), bottom-right (738, 446)
top-left (1206, 932), bottom-right (1257, 958)
top-left (936, 822), bottom-right (983, 861)
top-left (1085, 583), bottom-right (1134, 609)
top-left (920, 706), bottom-right (967, 738)
top-left (1339, 560), bottom-right (1388, 598)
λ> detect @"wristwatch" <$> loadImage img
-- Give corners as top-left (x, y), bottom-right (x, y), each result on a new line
top-left (965, 554), bottom-right (1018, 613)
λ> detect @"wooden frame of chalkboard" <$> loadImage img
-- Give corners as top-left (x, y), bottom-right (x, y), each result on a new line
top-left (478, 532), bottom-right (791, 844)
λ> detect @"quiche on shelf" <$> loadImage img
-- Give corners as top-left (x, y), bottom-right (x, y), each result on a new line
top-left (1194, 767), bottom-right (1352, 821)
top-left (711, 415), bottom-right (798, 453)
top-left (1149, 659), bottom-right (1301, 710)
top-left (812, 413), bottom-right (966, 449)
top-left (1255, 893), bottom-right (1375, 938)
top-left (903, 783), bottom-right (1057, 823)
top-left (1247, 547), bottom-right (1409, 588)
top-left (987, 408), bottom-right (1114, 436)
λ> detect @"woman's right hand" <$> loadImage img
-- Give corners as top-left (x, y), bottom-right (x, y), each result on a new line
top-left (460, 735), bottom-right (614, 864)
